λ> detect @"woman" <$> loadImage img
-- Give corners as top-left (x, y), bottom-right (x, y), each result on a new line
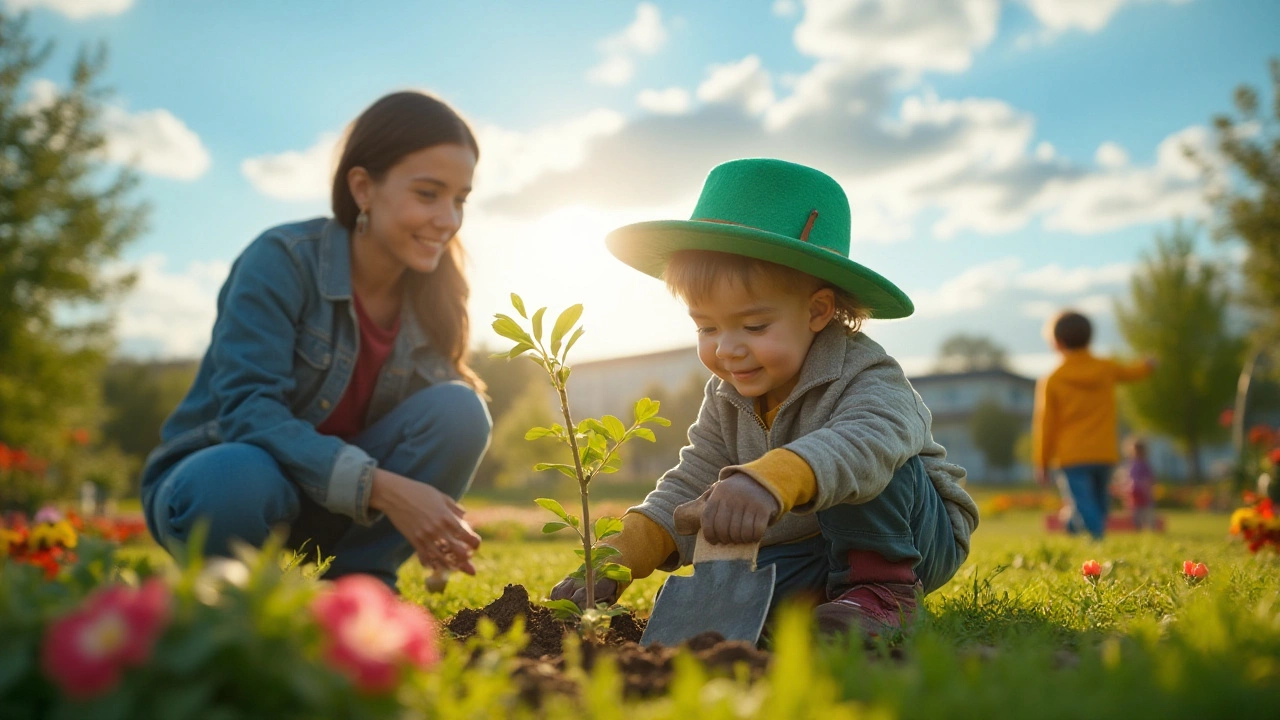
top-left (140, 92), bottom-right (491, 588)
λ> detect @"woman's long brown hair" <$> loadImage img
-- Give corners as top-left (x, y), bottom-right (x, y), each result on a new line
top-left (331, 91), bottom-right (485, 392)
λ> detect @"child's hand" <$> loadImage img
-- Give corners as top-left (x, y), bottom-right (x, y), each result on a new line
top-left (549, 574), bottom-right (627, 610)
top-left (701, 474), bottom-right (780, 545)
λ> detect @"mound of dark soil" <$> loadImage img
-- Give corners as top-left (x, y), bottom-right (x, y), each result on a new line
top-left (443, 584), bottom-right (771, 703)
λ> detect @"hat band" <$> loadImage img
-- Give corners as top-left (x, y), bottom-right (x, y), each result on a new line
top-left (692, 209), bottom-right (844, 257)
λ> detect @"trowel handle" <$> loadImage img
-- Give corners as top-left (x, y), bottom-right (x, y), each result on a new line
top-left (673, 496), bottom-right (761, 568)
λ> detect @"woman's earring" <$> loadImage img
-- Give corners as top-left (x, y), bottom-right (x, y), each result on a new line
top-left (356, 208), bottom-right (369, 235)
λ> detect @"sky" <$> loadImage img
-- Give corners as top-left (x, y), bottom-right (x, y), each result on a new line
top-left (12, 0), bottom-right (1279, 377)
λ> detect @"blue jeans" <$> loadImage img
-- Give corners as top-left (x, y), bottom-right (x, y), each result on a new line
top-left (1059, 461), bottom-right (1111, 535)
top-left (755, 455), bottom-right (963, 609)
top-left (143, 383), bottom-right (491, 587)
top-left (1059, 464), bottom-right (1113, 539)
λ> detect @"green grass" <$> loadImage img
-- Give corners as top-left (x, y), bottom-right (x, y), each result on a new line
top-left (393, 509), bottom-right (1279, 717)
top-left (116, 510), bottom-right (1280, 716)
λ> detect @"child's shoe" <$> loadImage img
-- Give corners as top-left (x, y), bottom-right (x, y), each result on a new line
top-left (813, 580), bottom-right (922, 637)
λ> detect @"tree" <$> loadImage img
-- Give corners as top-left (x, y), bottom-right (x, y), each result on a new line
top-left (0, 13), bottom-right (146, 451)
top-left (935, 334), bottom-right (1009, 373)
top-left (1197, 58), bottom-right (1280, 342)
top-left (1115, 224), bottom-right (1244, 484)
top-left (969, 399), bottom-right (1024, 482)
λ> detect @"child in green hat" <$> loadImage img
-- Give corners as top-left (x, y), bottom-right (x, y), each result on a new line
top-left (551, 158), bottom-right (979, 637)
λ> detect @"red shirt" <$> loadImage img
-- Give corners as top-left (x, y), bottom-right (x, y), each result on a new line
top-left (315, 294), bottom-right (400, 440)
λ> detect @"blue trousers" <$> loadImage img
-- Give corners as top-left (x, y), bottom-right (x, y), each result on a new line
top-left (143, 383), bottom-right (491, 586)
top-left (756, 455), bottom-right (963, 607)
top-left (1059, 464), bottom-right (1113, 539)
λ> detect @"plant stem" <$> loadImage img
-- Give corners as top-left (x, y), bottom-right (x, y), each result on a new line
top-left (553, 377), bottom-right (595, 613)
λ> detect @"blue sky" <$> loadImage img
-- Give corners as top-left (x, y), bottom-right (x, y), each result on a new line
top-left (14, 0), bottom-right (1279, 375)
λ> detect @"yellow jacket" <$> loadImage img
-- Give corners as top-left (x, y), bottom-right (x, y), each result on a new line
top-left (1032, 350), bottom-right (1152, 468)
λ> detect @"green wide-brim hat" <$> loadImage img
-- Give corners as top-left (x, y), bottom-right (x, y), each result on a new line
top-left (606, 158), bottom-right (914, 319)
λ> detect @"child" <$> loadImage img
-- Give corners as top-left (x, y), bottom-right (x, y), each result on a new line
top-left (551, 158), bottom-right (979, 637)
top-left (1032, 311), bottom-right (1155, 540)
top-left (1125, 437), bottom-right (1156, 531)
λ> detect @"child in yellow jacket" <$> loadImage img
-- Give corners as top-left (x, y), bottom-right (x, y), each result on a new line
top-left (1032, 311), bottom-right (1154, 539)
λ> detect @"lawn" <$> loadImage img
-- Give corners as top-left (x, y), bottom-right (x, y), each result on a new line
top-left (16, 508), bottom-right (1280, 718)
top-left (393, 509), bottom-right (1279, 717)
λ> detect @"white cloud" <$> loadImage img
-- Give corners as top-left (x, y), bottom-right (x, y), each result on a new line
top-left (26, 79), bottom-right (210, 180)
top-left (793, 0), bottom-right (1000, 75)
top-left (5, 0), bottom-right (131, 19)
top-left (101, 105), bottom-right (211, 180)
top-left (1020, 0), bottom-right (1190, 34)
top-left (470, 109), bottom-right (627, 203)
top-left (240, 132), bottom-right (340, 202)
top-left (1094, 141), bottom-right (1129, 168)
top-left (912, 257), bottom-right (1133, 318)
top-left (111, 255), bottom-right (229, 359)
top-left (696, 56), bottom-right (775, 115)
top-left (637, 87), bottom-right (692, 115)
top-left (773, 0), bottom-right (799, 17)
top-left (587, 3), bottom-right (668, 87)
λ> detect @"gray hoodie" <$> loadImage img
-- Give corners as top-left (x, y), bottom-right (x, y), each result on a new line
top-left (632, 323), bottom-right (980, 570)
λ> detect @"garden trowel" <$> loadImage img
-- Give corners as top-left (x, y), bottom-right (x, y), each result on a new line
top-left (639, 496), bottom-right (776, 647)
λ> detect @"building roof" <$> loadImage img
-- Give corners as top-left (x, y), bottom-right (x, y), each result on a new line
top-left (909, 368), bottom-right (1035, 386)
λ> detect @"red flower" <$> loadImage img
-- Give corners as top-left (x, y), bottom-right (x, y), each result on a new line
top-left (1219, 408), bottom-right (1235, 428)
top-left (1081, 560), bottom-right (1102, 579)
top-left (311, 575), bottom-right (440, 693)
top-left (0, 443), bottom-right (12, 470)
top-left (41, 579), bottom-right (171, 699)
top-left (1269, 448), bottom-right (1280, 466)
top-left (69, 428), bottom-right (90, 446)
top-left (1249, 425), bottom-right (1275, 446)
top-left (1182, 560), bottom-right (1209, 580)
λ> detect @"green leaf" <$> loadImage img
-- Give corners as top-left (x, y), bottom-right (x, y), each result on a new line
top-left (492, 314), bottom-right (531, 344)
top-left (563, 326), bottom-right (586, 359)
top-left (590, 545), bottom-right (621, 566)
top-left (524, 426), bottom-right (557, 440)
top-left (532, 306), bottom-right (547, 343)
top-left (542, 521), bottom-right (570, 534)
top-left (558, 365), bottom-right (571, 385)
top-left (579, 418), bottom-right (609, 436)
top-left (534, 497), bottom-right (572, 524)
top-left (595, 516), bottom-right (624, 540)
top-left (511, 293), bottom-right (527, 318)
top-left (0, 640), bottom-right (30, 694)
top-left (601, 415), bottom-right (626, 441)
top-left (649, 415), bottom-right (671, 427)
top-left (634, 397), bottom-right (659, 422)
top-left (534, 462), bottom-right (580, 480)
top-left (568, 564), bottom-right (587, 580)
top-left (544, 598), bottom-right (584, 619)
top-left (599, 563), bottom-right (633, 583)
top-left (507, 342), bottom-right (535, 359)
top-left (599, 453), bottom-right (622, 473)
top-left (632, 427), bottom-right (657, 442)
top-left (550, 304), bottom-right (584, 355)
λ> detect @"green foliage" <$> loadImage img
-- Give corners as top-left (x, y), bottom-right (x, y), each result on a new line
top-left (969, 399), bottom-right (1025, 478)
top-left (935, 334), bottom-right (1010, 373)
top-left (1198, 57), bottom-right (1280, 343)
top-left (0, 12), bottom-right (147, 452)
top-left (1115, 224), bottom-right (1245, 483)
top-left (492, 294), bottom-right (668, 618)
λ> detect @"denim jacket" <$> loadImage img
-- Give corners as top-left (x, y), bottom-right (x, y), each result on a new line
top-left (140, 218), bottom-right (462, 525)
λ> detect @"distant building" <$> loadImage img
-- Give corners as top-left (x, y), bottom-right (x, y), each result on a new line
top-left (908, 369), bottom-right (1036, 484)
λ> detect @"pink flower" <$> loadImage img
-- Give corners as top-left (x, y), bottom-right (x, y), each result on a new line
top-left (1081, 560), bottom-right (1102, 579)
top-left (1219, 408), bottom-right (1234, 428)
top-left (311, 575), bottom-right (440, 693)
top-left (1182, 560), bottom-right (1209, 581)
top-left (33, 506), bottom-right (64, 525)
top-left (41, 579), bottom-right (171, 699)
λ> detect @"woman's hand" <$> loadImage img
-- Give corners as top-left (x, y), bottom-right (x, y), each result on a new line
top-left (369, 468), bottom-right (481, 575)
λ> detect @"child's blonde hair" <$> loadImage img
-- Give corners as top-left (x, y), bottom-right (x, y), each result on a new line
top-left (662, 250), bottom-right (870, 334)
